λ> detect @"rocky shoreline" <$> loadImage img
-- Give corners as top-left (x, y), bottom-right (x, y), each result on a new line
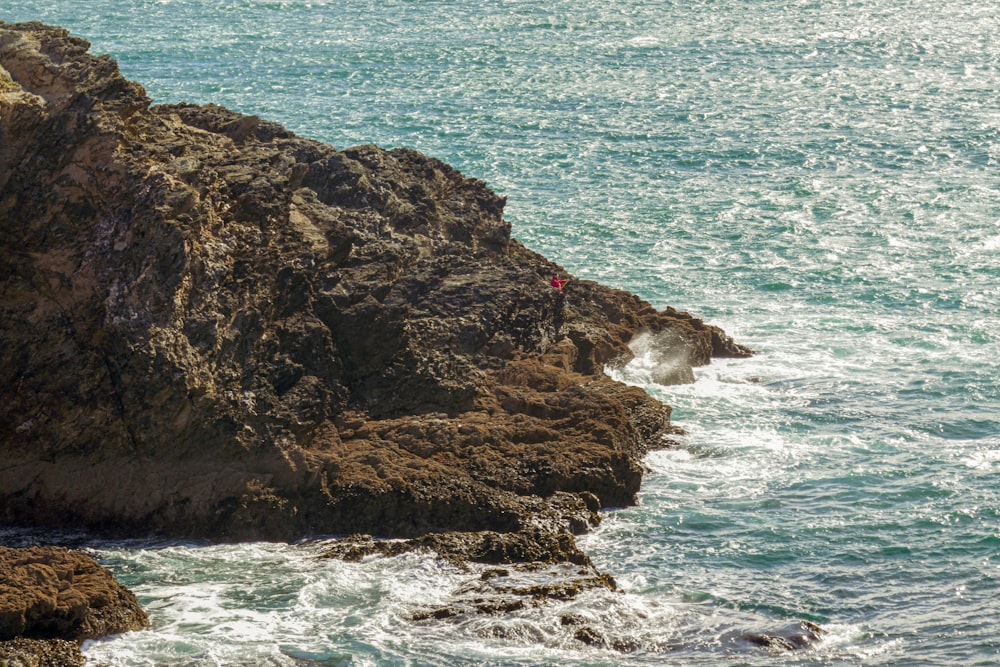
top-left (1, 19), bottom-right (749, 544)
top-left (1, 20), bottom-right (767, 659)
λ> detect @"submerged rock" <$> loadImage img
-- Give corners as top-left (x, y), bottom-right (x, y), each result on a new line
top-left (731, 620), bottom-right (828, 653)
top-left (0, 21), bottom-right (751, 543)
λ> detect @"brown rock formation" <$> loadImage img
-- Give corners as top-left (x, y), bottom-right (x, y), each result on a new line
top-left (0, 546), bottom-right (148, 664)
top-left (0, 22), bottom-right (751, 544)
top-left (0, 546), bottom-right (148, 641)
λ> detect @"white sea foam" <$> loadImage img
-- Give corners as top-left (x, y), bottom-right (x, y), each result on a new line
top-left (961, 448), bottom-right (1000, 471)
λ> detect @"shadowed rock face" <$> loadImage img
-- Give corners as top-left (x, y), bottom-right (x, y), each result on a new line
top-left (0, 21), bottom-right (751, 543)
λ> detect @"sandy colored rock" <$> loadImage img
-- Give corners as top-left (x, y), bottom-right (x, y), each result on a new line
top-left (0, 546), bottom-right (148, 642)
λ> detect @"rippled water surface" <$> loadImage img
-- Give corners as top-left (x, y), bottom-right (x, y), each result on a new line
top-left (4, 1), bottom-right (1000, 665)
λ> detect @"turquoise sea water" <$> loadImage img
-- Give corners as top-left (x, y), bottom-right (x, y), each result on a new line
top-left (3, 1), bottom-right (999, 665)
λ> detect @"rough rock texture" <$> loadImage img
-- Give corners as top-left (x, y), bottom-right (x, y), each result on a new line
top-left (0, 22), bottom-right (752, 544)
top-left (320, 532), bottom-right (617, 625)
top-left (317, 534), bottom-right (825, 656)
top-left (319, 526), bottom-right (596, 568)
top-left (0, 546), bottom-right (148, 665)
top-left (0, 637), bottom-right (85, 667)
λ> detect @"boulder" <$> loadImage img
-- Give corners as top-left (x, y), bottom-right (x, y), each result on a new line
top-left (0, 546), bottom-right (148, 665)
top-left (0, 546), bottom-right (148, 642)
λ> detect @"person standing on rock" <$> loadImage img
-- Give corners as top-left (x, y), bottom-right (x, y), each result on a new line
top-left (551, 274), bottom-right (571, 309)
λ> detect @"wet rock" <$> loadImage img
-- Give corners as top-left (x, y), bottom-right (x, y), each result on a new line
top-left (319, 527), bottom-right (594, 568)
top-left (572, 625), bottom-right (641, 653)
top-left (732, 620), bottom-right (827, 653)
top-left (411, 597), bottom-right (527, 621)
top-left (408, 561), bottom-right (616, 622)
top-left (0, 21), bottom-right (751, 543)
top-left (321, 533), bottom-right (619, 624)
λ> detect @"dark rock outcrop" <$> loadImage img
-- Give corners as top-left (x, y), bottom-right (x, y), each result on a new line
top-left (0, 546), bottom-right (149, 665)
top-left (730, 621), bottom-right (827, 653)
top-left (319, 532), bottom-right (617, 625)
top-left (0, 21), bottom-right (752, 545)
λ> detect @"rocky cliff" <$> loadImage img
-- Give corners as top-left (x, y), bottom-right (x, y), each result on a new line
top-left (0, 21), bottom-right (751, 544)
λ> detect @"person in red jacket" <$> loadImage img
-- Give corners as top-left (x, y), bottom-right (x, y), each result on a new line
top-left (550, 275), bottom-right (569, 291)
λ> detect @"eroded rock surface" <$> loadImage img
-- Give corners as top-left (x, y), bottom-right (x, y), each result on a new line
top-left (0, 546), bottom-right (148, 642)
top-left (0, 21), bottom-right (751, 545)
top-left (0, 546), bottom-right (148, 665)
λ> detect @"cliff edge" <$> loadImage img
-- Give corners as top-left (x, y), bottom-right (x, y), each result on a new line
top-left (0, 22), bottom-right (751, 544)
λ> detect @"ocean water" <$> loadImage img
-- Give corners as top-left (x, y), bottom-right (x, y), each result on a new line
top-left (3, 1), bottom-right (1000, 665)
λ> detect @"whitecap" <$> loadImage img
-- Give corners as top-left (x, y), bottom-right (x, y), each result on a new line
top-left (962, 449), bottom-right (1000, 471)
top-left (627, 35), bottom-right (662, 48)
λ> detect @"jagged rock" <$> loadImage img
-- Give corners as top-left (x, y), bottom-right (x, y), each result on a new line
top-left (571, 625), bottom-right (642, 653)
top-left (0, 21), bottom-right (751, 543)
top-left (319, 525), bottom-right (597, 567)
